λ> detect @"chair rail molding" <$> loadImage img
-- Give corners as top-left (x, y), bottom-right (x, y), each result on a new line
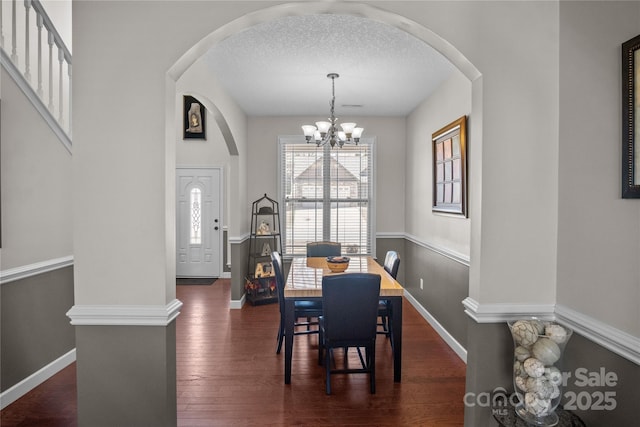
top-left (555, 304), bottom-right (640, 366)
top-left (463, 297), bottom-right (640, 365)
top-left (228, 232), bottom-right (250, 245)
top-left (66, 299), bottom-right (183, 326)
top-left (0, 255), bottom-right (74, 285)
top-left (404, 232), bottom-right (470, 267)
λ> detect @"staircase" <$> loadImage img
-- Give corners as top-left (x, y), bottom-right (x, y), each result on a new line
top-left (1, 0), bottom-right (72, 152)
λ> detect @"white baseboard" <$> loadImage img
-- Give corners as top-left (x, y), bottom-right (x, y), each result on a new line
top-left (404, 290), bottom-right (467, 363)
top-left (230, 292), bottom-right (245, 309)
top-left (0, 349), bottom-right (76, 410)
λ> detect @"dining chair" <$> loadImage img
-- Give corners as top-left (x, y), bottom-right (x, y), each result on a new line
top-left (318, 273), bottom-right (381, 395)
top-left (378, 251), bottom-right (400, 347)
top-left (271, 251), bottom-right (323, 354)
top-left (306, 241), bottom-right (341, 257)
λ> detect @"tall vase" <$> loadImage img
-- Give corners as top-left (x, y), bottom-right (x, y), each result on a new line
top-left (508, 318), bottom-right (572, 427)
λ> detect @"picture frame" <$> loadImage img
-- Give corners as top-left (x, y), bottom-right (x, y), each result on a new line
top-left (183, 95), bottom-right (206, 140)
top-left (432, 116), bottom-right (467, 216)
top-left (622, 35), bottom-right (640, 198)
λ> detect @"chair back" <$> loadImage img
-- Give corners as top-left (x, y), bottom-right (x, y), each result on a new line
top-left (271, 251), bottom-right (286, 317)
top-left (321, 273), bottom-right (381, 343)
top-left (383, 251), bottom-right (400, 279)
top-left (306, 241), bottom-right (341, 257)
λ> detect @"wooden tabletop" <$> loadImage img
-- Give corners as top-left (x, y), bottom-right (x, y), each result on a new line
top-left (285, 256), bottom-right (404, 298)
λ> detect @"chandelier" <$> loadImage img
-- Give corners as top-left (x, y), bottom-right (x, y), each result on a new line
top-left (301, 73), bottom-right (364, 148)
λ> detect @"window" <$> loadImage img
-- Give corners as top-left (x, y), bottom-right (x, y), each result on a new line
top-left (190, 187), bottom-right (202, 245)
top-left (279, 136), bottom-right (375, 256)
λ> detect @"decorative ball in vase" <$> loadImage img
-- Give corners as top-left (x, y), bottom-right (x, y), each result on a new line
top-left (508, 318), bottom-right (572, 426)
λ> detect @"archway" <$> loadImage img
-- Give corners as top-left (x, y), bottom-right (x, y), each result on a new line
top-left (164, 1), bottom-right (482, 305)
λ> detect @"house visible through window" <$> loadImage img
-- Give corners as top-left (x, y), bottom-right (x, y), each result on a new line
top-left (279, 136), bottom-right (375, 256)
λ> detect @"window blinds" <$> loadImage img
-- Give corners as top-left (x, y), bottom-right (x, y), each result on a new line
top-left (279, 138), bottom-right (374, 256)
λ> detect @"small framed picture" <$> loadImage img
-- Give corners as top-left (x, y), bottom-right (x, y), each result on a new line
top-left (183, 95), bottom-right (206, 140)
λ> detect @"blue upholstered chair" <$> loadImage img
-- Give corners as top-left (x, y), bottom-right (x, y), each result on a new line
top-left (271, 251), bottom-right (323, 354)
top-left (319, 273), bottom-right (381, 395)
top-left (378, 251), bottom-right (400, 346)
top-left (306, 241), bottom-right (341, 257)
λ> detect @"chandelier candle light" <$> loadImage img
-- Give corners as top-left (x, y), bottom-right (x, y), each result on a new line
top-left (302, 73), bottom-right (364, 148)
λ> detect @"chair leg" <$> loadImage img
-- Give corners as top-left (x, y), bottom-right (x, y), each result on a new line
top-left (370, 344), bottom-right (376, 394)
top-left (325, 346), bottom-right (332, 395)
top-left (318, 329), bottom-right (324, 365)
top-left (276, 320), bottom-right (284, 354)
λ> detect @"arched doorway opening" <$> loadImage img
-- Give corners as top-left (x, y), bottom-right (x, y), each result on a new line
top-left (164, 1), bottom-right (482, 306)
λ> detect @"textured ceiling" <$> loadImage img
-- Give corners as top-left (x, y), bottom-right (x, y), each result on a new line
top-left (203, 14), bottom-right (455, 117)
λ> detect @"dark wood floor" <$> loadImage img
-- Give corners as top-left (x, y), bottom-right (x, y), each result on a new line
top-left (1, 279), bottom-right (466, 426)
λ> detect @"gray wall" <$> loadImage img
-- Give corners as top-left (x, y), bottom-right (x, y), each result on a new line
top-left (404, 241), bottom-right (469, 349)
top-left (75, 324), bottom-right (176, 427)
top-left (1, 267), bottom-right (75, 391)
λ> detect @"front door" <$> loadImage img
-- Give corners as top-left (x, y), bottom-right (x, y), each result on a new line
top-left (176, 168), bottom-right (222, 277)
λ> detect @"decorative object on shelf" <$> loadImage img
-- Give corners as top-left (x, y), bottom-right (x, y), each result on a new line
top-left (508, 318), bottom-right (573, 426)
top-left (257, 220), bottom-right (270, 235)
top-left (622, 34), bottom-right (640, 198)
top-left (261, 242), bottom-right (272, 256)
top-left (247, 194), bottom-right (282, 305)
top-left (183, 95), bottom-right (206, 140)
top-left (326, 256), bottom-right (350, 273)
top-left (301, 73), bottom-right (364, 148)
top-left (255, 262), bottom-right (273, 278)
top-left (432, 115), bottom-right (467, 216)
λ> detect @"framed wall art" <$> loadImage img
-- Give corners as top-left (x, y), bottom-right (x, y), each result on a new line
top-left (432, 115), bottom-right (467, 216)
top-left (183, 95), bottom-right (206, 140)
top-left (622, 35), bottom-right (640, 198)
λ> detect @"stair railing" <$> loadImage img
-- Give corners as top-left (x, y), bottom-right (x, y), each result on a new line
top-left (1, 0), bottom-right (72, 151)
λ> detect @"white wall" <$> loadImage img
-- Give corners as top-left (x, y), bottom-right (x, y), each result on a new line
top-left (0, 68), bottom-right (73, 270)
top-left (175, 57), bottom-right (242, 235)
top-left (247, 116), bottom-right (406, 234)
top-left (406, 70), bottom-right (472, 258)
top-left (40, 0), bottom-right (72, 51)
top-left (557, 1), bottom-right (640, 337)
top-left (71, 1), bottom-right (638, 340)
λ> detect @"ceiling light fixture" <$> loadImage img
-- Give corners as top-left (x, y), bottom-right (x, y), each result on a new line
top-left (301, 73), bottom-right (364, 148)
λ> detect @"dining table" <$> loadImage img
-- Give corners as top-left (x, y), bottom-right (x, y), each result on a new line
top-left (283, 255), bottom-right (404, 384)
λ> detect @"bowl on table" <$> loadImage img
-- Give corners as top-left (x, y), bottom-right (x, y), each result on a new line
top-left (326, 256), bottom-right (350, 273)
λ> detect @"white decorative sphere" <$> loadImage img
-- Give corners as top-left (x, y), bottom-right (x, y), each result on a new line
top-left (532, 338), bottom-right (561, 366)
top-left (545, 324), bottom-right (568, 344)
top-left (525, 392), bottom-right (552, 416)
top-left (514, 346), bottom-right (531, 362)
top-left (511, 320), bottom-right (539, 347)
top-left (531, 319), bottom-right (546, 335)
top-left (523, 357), bottom-right (545, 378)
top-left (550, 383), bottom-right (560, 400)
top-left (514, 361), bottom-right (529, 378)
top-left (526, 377), bottom-right (555, 400)
top-left (515, 376), bottom-right (528, 392)
top-left (544, 366), bottom-right (563, 386)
